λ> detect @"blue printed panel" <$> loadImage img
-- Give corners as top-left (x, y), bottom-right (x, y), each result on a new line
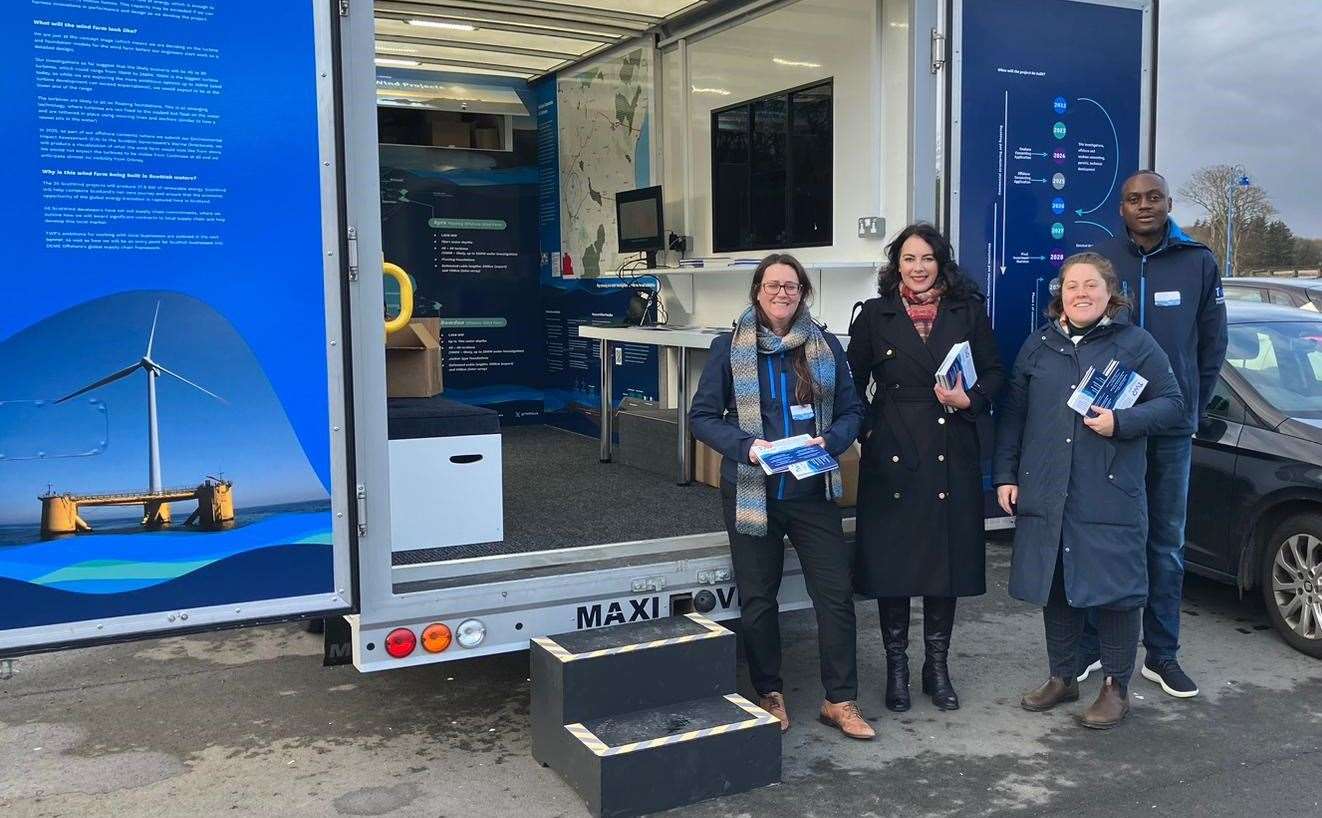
top-left (0, 2), bottom-right (337, 636)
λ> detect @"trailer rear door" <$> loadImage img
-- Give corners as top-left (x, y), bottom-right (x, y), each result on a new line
top-left (0, 0), bottom-right (356, 655)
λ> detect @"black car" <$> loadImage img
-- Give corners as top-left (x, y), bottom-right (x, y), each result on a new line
top-left (1189, 301), bottom-right (1322, 657)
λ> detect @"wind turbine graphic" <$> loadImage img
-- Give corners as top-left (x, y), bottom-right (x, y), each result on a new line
top-left (55, 301), bottom-right (225, 525)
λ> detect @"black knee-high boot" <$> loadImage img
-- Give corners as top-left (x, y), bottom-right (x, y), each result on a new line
top-left (921, 596), bottom-right (960, 711)
top-left (878, 597), bottom-right (911, 712)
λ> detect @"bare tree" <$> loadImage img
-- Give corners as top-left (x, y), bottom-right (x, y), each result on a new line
top-left (1177, 164), bottom-right (1276, 275)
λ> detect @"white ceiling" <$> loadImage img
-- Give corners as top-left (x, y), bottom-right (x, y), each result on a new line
top-left (373, 0), bottom-right (709, 80)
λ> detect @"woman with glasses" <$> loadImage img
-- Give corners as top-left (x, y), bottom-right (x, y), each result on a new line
top-left (690, 253), bottom-right (871, 740)
top-left (847, 223), bottom-right (1004, 713)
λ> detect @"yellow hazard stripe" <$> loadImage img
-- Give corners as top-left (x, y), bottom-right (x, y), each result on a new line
top-left (564, 722), bottom-right (610, 754)
top-left (536, 613), bottom-right (730, 663)
top-left (564, 695), bottom-right (778, 758)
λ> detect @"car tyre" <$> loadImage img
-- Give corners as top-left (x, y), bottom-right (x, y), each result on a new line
top-left (1260, 514), bottom-right (1322, 659)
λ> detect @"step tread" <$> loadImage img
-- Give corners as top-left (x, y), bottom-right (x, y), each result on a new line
top-left (539, 613), bottom-right (726, 659)
top-left (568, 694), bottom-right (775, 753)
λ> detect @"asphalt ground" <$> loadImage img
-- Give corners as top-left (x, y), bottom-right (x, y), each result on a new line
top-left (2, 542), bottom-right (1320, 818)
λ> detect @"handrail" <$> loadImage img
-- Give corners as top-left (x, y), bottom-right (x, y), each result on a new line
top-left (383, 262), bottom-right (415, 335)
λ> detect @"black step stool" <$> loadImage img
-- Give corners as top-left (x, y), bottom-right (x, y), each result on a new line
top-left (531, 613), bottom-right (780, 817)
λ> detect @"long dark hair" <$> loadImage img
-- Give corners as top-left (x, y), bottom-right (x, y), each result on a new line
top-left (877, 222), bottom-right (981, 302)
top-left (749, 253), bottom-right (820, 405)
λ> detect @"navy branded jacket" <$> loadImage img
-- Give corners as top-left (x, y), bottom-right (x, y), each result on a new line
top-left (1093, 220), bottom-right (1228, 436)
top-left (689, 331), bottom-right (864, 501)
top-left (992, 314), bottom-right (1184, 609)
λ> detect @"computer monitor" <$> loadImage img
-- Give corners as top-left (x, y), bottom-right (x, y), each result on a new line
top-left (615, 185), bottom-right (664, 256)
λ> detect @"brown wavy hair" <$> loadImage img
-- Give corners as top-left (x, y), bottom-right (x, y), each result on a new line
top-left (1047, 252), bottom-right (1131, 320)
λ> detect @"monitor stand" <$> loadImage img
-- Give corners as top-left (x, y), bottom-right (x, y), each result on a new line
top-left (644, 250), bottom-right (658, 269)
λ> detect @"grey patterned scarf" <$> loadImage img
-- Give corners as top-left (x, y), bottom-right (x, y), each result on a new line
top-left (729, 305), bottom-right (841, 535)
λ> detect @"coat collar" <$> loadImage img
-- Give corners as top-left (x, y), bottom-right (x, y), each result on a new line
top-left (875, 291), bottom-right (969, 367)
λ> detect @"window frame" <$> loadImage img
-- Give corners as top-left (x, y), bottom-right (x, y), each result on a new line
top-left (710, 78), bottom-right (834, 253)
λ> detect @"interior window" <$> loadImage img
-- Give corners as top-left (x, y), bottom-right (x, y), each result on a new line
top-left (1267, 289), bottom-right (1297, 307)
top-left (1204, 377), bottom-right (1244, 422)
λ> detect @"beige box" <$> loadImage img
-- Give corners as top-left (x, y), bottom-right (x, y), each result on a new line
top-left (694, 441), bottom-right (723, 489)
top-left (385, 320), bottom-right (443, 398)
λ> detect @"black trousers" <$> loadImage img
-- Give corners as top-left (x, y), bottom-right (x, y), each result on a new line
top-left (1043, 551), bottom-right (1141, 690)
top-left (722, 489), bottom-right (858, 703)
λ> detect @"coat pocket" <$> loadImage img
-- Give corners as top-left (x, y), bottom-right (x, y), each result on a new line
top-left (1102, 442), bottom-right (1144, 498)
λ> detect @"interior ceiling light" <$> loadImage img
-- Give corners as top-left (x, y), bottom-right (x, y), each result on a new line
top-left (690, 86), bottom-right (731, 96)
top-left (408, 19), bottom-right (477, 31)
top-left (772, 57), bottom-right (822, 68)
top-left (375, 58), bottom-right (420, 67)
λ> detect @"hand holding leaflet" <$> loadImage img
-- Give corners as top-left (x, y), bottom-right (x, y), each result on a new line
top-left (756, 434), bottom-right (839, 477)
top-left (1066, 359), bottom-right (1146, 417)
top-left (935, 341), bottom-right (978, 413)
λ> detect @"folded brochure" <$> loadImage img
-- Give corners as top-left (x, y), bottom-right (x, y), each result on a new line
top-left (935, 340), bottom-right (978, 391)
top-left (756, 434), bottom-right (840, 479)
top-left (1066, 359), bottom-right (1147, 416)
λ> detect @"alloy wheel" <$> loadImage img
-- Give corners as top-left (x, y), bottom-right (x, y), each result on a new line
top-left (1271, 533), bottom-right (1322, 641)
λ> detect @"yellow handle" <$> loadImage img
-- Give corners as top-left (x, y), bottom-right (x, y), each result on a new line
top-left (383, 262), bottom-right (414, 335)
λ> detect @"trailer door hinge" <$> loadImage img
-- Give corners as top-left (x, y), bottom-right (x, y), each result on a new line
top-left (346, 225), bottom-right (359, 281)
top-left (355, 484), bottom-right (368, 536)
top-left (338, 0), bottom-right (350, 17)
top-left (930, 28), bottom-right (947, 74)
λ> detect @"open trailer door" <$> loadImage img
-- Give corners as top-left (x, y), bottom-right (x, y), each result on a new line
top-left (0, 0), bottom-right (356, 655)
top-left (945, 0), bottom-right (1157, 373)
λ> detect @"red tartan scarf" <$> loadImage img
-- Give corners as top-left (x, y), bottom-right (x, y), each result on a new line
top-left (900, 283), bottom-right (944, 342)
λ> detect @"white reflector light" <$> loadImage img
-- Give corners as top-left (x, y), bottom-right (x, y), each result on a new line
top-left (456, 619), bottom-right (486, 648)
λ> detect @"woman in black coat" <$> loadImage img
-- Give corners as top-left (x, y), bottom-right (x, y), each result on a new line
top-left (993, 252), bottom-right (1183, 729)
top-left (847, 223), bottom-right (1004, 713)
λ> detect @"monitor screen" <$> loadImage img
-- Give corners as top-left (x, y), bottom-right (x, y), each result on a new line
top-left (615, 186), bottom-right (663, 252)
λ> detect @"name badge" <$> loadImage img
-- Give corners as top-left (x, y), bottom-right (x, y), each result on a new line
top-left (1154, 290), bottom-right (1181, 307)
top-left (790, 404), bottom-right (815, 421)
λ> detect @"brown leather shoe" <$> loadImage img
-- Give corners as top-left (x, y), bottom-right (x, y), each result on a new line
top-left (818, 700), bottom-right (876, 740)
top-left (1020, 676), bottom-right (1080, 712)
top-left (1078, 677), bottom-right (1130, 730)
top-left (758, 692), bottom-right (789, 733)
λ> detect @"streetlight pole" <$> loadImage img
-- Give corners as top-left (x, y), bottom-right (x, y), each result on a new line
top-left (1225, 168), bottom-right (1251, 278)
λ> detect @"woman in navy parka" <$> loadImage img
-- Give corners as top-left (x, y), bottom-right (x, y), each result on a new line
top-left (993, 252), bottom-right (1183, 729)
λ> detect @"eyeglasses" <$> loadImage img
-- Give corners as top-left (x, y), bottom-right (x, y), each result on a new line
top-left (760, 281), bottom-right (802, 295)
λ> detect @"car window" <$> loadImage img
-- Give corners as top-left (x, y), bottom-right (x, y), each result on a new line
top-left (1225, 321), bottom-right (1322, 415)
top-left (1205, 377), bottom-right (1245, 422)
top-left (1267, 289), bottom-right (1298, 306)
top-left (1223, 285), bottom-right (1265, 303)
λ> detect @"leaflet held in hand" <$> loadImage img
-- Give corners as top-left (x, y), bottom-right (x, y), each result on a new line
top-left (1066, 359), bottom-right (1147, 416)
top-left (935, 341), bottom-right (978, 391)
top-left (757, 434), bottom-right (840, 479)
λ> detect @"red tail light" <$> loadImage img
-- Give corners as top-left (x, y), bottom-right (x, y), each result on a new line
top-left (384, 627), bottom-right (416, 658)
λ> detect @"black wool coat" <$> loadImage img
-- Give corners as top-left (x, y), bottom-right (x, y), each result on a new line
top-left (992, 314), bottom-right (1183, 610)
top-left (846, 291), bottom-right (1005, 598)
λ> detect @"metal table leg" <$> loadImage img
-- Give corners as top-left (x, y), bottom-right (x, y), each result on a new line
top-left (676, 346), bottom-right (690, 485)
top-left (599, 338), bottom-right (612, 463)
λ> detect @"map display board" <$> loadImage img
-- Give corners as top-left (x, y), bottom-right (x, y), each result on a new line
top-left (952, 0), bottom-right (1150, 371)
top-left (0, 0), bottom-right (343, 648)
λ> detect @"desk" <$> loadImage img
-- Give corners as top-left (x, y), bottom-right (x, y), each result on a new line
top-left (577, 325), bottom-right (727, 484)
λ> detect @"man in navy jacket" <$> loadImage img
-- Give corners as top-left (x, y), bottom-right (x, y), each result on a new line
top-left (1080, 170), bottom-right (1228, 698)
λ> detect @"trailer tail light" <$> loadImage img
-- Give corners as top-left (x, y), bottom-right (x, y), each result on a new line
top-left (456, 618), bottom-right (486, 649)
top-left (384, 627), bottom-right (416, 659)
top-left (421, 623), bottom-right (452, 653)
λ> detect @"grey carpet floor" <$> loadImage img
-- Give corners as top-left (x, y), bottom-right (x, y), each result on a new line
top-left (393, 424), bottom-right (725, 563)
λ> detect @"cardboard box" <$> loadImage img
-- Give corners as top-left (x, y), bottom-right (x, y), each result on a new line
top-left (385, 320), bottom-right (443, 398)
top-left (694, 441), bottom-right (723, 489)
top-left (835, 443), bottom-right (860, 508)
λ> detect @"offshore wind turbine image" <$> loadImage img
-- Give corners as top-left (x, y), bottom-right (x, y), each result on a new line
top-left (40, 301), bottom-right (237, 537)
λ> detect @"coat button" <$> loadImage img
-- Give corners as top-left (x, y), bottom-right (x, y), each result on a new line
top-left (1065, 437), bottom-right (1071, 443)
top-left (893, 492), bottom-right (901, 499)
top-left (892, 455), bottom-right (900, 462)
top-left (1065, 547), bottom-right (1070, 553)
top-left (938, 492), bottom-right (946, 500)
top-left (937, 417), bottom-right (946, 425)
top-left (886, 349), bottom-right (894, 356)
top-left (1070, 384), bottom-right (1076, 389)
top-left (938, 454), bottom-right (945, 462)
top-left (1108, 474), bottom-right (1114, 479)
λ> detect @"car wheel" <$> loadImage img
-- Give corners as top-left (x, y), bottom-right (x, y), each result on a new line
top-left (1260, 514), bottom-right (1322, 659)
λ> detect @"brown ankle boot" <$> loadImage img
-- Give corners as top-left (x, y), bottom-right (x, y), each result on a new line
top-left (818, 700), bottom-right (876, 740)
top-left (758, 692), bottom-right (789, 733)
top-left (1020, 676), bottom-right (1080, 712)
top-left (1078, 677), bottom-right (1130, 729)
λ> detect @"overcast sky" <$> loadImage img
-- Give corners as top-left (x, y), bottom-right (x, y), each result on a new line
top-left (1157, 0), bottom-right (1322, 237)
